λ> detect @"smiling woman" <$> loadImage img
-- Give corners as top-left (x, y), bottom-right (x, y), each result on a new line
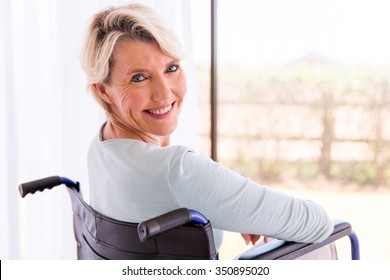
top-left (91, 41), bottom-right (187, 146)
top-left (81, 4), bottom-right (188, 146)
top-left (83, 3), bottom-right (333, 255)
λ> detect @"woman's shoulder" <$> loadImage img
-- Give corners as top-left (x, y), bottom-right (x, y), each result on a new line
top-left (90, 133), bottom-right (196, 161)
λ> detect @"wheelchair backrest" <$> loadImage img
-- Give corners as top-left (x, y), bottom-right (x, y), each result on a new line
top-left (67, 187), bottom-right (217, 260)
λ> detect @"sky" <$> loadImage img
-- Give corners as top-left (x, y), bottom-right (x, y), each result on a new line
top-left (191, 0), bottom-right (390, 68)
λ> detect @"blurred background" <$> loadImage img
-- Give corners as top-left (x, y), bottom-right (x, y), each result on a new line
top-left (1, 0), bottom-right (389, 259)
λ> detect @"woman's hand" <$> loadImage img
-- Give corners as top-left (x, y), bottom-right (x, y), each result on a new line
top-left (241, 233), bottom-right (271, 245)
top-left (241, 233), bottom-right (261, 245)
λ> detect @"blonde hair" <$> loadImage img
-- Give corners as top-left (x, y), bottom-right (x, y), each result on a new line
top-left (80, 4), bottom-right (185, 112)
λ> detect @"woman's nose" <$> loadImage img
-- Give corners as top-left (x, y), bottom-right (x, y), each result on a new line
top-left (151, 76), bottom-right (172, 101)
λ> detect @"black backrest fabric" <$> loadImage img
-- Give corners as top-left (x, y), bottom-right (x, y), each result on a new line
top-left (67, 187), bottom-right (217, 260)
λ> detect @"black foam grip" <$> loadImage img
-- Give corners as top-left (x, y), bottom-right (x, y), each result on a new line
top-left (137, 208), bottom-right (192, 242)
top-left (19, 176), bottom-right (63, 198)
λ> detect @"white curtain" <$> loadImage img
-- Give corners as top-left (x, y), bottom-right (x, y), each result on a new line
top-left (0, 0), bottom-right (198, 259)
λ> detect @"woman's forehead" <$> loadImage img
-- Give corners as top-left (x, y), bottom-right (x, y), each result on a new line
top-left (112, 41), bottom-right (176, 72)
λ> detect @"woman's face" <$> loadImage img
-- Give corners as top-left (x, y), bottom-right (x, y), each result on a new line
top-left (99, 41), bottom-right (187, 141)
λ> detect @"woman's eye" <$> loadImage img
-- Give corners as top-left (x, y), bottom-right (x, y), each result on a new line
top-left (131, 74), bottom-right (146, 83)
top-left (166, 65), bottom-right (178, 73)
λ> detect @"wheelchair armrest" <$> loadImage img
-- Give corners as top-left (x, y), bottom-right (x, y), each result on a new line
top-left (239, 220), bottom-right (359, 260)
top-left (138, 208), bottom-right (194, 242)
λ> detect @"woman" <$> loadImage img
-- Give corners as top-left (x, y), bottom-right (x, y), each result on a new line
top-left (81, 4), bottom-right (333, 249)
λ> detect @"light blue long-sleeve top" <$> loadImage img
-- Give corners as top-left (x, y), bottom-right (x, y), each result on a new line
top-left (88, 130), bottom-right (333, 249)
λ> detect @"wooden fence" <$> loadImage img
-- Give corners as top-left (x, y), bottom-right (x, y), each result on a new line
top-left (198, 65), bottom-right (390, 186)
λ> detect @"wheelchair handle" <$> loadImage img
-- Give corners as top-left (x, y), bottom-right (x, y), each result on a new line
top-left (137, 208), bottom-right (208, 242)
top-left (19, 176), bottom-right (80, 198)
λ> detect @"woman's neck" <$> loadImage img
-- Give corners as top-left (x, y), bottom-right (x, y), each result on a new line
top-left (101, 119), bottom-right (170, 147)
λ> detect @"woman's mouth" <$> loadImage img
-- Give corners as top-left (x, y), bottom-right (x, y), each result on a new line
top-left (144, 102), bottom-right (175, 118)
top-left (146, 104), bottom-right (172, 115)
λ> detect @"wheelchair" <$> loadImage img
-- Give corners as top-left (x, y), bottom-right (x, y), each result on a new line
top-left (19, 176), bottom-right (360, 260)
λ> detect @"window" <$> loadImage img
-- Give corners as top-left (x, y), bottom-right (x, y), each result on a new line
top-left (192, 0), bottom-right (390, 259)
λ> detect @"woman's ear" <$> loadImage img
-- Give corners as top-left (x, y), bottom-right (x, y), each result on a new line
top-left (93, 83), bottom-right (113, 104)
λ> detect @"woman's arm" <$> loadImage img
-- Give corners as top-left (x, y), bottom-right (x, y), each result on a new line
top-left (169, 148), bottom-right (333, 243)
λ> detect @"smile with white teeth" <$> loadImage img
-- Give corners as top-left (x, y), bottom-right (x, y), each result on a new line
top-left (146, 104), bottom-right (172, 115)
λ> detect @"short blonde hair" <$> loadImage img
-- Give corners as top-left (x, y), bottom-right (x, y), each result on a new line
top-left (81, 4), bottom-right (185, 112)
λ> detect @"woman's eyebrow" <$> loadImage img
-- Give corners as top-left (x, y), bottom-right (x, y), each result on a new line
top-left (166, 59), bottom-right (180, 66)
top-left (125, 67), bottom-right (149, 76)
top-left (125, 59), bottom-right (180, 75)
